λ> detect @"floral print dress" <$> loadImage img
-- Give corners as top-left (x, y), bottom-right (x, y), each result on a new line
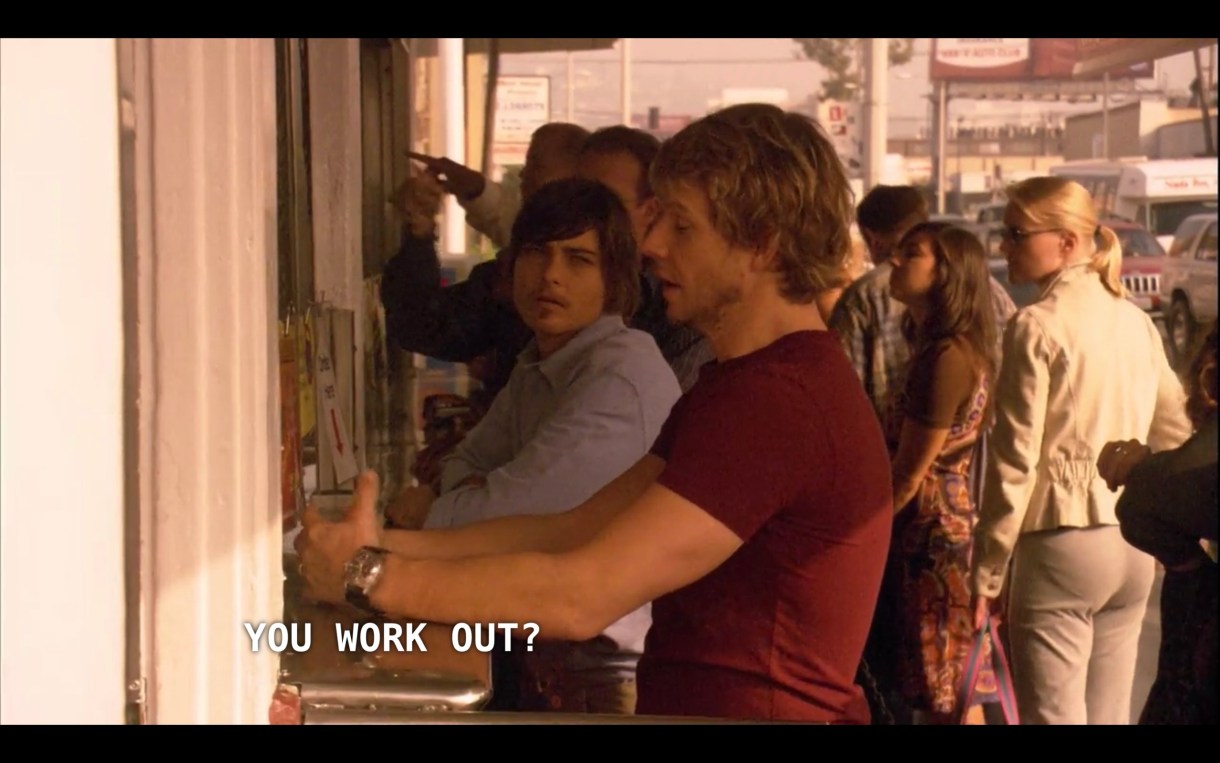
top-left (884, 374), bottom-right (999, 718)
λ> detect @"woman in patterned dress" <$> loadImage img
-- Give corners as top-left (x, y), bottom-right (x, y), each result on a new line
top-left (884, 222), bottom-right (1000, 724)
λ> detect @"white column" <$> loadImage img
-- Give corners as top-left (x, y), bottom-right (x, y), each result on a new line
top-left (863, 38), bottom-right (889, 192)
top-left (1, 37), bottom-right (127, 724)
top-left (307, 38), bottom-right (365, 311)
top-left (936, 82), bottom-right (948, 215)
top-left (134, 37), bottom-right (282, 724)
top-left (439, 37), bottom-right (466, 259)
top-left (307, 38), bottom-right (367, 478)
top-left (567, 51), bottom-right (575, 122)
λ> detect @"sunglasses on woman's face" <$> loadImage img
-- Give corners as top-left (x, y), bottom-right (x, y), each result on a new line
top-left (1001, 225), bottom-right (1063, 244)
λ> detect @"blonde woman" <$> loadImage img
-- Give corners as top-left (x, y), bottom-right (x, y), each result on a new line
top-left (971, 177), bottom-right (1193, 725)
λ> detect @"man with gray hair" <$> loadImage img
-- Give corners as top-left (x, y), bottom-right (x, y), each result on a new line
top-left (382, 122), bottom-right (590, 407)
top-left (830, 185), bottom-right (1016, 421)
top-left (413, 122), bottom-right (591, 249)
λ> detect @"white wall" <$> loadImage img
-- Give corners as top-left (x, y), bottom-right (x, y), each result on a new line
top-left (1, 38), bottom-right (127, 723)
top-left (134, 38), bottom-right (282, 724)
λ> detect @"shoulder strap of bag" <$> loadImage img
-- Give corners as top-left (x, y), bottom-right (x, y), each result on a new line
top-left (957, 615), bottom-right (1021, 725)
top-left (987, 615), bottom-right (1020, 725)
top-left (956, 619), bottom-right (988, 723)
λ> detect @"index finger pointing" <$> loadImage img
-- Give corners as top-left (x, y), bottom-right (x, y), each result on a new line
top-left (406, 150), bottom-right (438, 166)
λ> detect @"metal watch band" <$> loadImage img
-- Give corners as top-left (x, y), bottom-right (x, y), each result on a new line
top-left (344, 545), bottom-right (390, 617)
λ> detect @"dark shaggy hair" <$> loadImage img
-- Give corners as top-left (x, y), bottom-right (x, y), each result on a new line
top-left (898, 221), bottom-right (998, 407)
top-left (508, 177), bottom-right (640, 317)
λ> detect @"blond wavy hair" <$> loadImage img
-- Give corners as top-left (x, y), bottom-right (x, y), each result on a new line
top-left (1005, 176), bottom-right (1126, 298)
top-left (649, 103), bottom-right (855, 303)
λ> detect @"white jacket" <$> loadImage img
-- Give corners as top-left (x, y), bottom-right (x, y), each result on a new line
top-left (458, 181), bottom-right (520, 250)
top-left (972, 262), bottom-right (1193, 598)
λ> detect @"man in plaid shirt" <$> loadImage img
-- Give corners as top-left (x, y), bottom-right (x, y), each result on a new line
top-left (830, 186), bottom-right (1016, 422)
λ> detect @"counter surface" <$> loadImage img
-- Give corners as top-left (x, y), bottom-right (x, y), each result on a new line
top-left (275, 549), bottom-right (492, 722)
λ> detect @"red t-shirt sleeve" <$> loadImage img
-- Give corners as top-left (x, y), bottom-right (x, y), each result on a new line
top-left (650, 371), bottom-right (825, 541)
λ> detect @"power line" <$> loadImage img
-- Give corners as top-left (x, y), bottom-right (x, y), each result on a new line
top-left (506, 58), bottom-right (819, 65)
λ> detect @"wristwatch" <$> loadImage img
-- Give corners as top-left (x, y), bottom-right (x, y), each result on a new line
top-left (344, 546), bottom-right (390, 617)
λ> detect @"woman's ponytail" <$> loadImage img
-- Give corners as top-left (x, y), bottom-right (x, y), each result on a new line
top-left (1091, 224), bottom-right (1125, 298)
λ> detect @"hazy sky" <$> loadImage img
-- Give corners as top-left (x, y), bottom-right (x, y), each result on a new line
top-left (499, 38), bottom-right (1213, 137)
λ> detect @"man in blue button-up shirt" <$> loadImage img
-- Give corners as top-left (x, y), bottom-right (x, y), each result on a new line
top-left (396, 176), bottom-right (681, 714)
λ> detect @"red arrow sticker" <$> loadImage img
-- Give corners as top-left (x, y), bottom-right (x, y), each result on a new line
top-left (331, 409), bottom-right (344, 455)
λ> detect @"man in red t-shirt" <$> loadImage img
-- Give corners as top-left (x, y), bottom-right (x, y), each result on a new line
top-left (296, 103), bottom-right (894, 723)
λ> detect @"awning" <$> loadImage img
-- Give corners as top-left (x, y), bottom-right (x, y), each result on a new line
top-left (466, 38), bottom-right (619, 55)
top-left (1073, 38), bottom-right (1215, 77)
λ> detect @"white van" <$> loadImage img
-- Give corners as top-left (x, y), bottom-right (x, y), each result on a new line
top-left (1050, 158), bottom-right (1219, 250)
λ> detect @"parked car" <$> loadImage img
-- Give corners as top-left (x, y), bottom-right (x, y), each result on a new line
top-left (1160, 212), bottom-right (1218, 367)
top-left (1105, 219), bottom-right (1166, 315)
top-left (929, 213), bottom-right (972, 225)
top-left (988, 255), bottom-right (1039, 310)
top-left (974, 203), bottom-right (1008, 257)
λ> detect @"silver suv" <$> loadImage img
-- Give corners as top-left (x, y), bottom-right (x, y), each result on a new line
top-left (1161, 212), bottom-right (1218, 367)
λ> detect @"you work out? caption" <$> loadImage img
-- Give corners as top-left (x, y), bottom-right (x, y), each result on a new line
top-left (243, 621), bottom-right (540, 653)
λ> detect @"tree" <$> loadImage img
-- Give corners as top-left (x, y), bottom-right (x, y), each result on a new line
top-left (794, 38), bottom-right (916, 101)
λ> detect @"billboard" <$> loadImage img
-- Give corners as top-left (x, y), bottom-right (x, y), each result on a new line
top-left (1073, 38), bottom-right (1215, 77)
top-left (930, 39), bottom-right (1153, 81)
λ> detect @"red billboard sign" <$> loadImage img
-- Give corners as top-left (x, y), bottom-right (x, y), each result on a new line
top-left (930, 39), bottom-right (1153, 82)
top-left (1073, 38), bottom-right (1214, 77)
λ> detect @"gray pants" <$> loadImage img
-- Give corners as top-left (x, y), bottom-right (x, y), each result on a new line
top-left (1008, 525), bottom-right (1154, 725)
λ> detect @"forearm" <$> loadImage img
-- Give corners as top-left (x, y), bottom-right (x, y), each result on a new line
top-left (974, 317), bottom-right (1047, 597)
top-left (458, 182), bottom-right (515, 250)
top-left (972, 458), bottom-right (1036, 597)
top-left (427, 480), bottom-right (545, 530)
top-left (891, 420), bottom-right (948, 515)
top-left (1118, 510), bottom-right (1212, 568)
top-left (892, 455), bottom-right (927, 513)
top-left (1118, 457), bottom-right (1218, 565)
top-left (379, 511), bottom-right (581, 560)
top-left (381, 230), bottom-right (442, 310)
top-left (893, 476), bottom-right (922, 514)
top-left (435, 426), bottom-right (648, 530)
top-left (973, 414), bottom-right (1042, 596)
top-left (383, 259), bottom-right (501, 361)
top-left (368, 550), bottom-right (601, 642)
top-left (383, 456), bottom-right (662, 560)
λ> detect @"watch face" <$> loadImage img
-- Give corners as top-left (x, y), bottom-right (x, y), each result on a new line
top-left (346, 547), bottom-right (385, 591)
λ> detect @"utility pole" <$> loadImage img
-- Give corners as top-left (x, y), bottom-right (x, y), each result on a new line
top-left (620, 38), bottom-right (631, 126)
top-left (1193, 46), bottom-right (1216, 156)
top-left (935, 81), bottom-right (948, 215)
top-left (862, 38), bottom-right (889, 192)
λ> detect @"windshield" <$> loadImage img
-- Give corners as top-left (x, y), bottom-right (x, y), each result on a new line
top-left (1149, 200), bottom-right (1220, 238)
top-left (1116, 228), bottom-right (1166, 257)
